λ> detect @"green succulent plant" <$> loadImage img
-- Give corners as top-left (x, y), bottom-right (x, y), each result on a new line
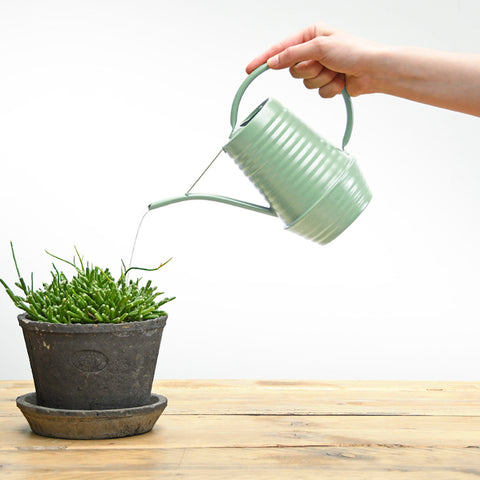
top-left (0, 242), bottom-right (174, 324)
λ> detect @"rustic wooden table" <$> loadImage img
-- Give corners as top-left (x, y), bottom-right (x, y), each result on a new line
top-left (1, 380), bottom-right (479, 478)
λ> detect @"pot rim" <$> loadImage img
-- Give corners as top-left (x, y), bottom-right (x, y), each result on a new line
top-left (17, 313), bottom-right (167, 333)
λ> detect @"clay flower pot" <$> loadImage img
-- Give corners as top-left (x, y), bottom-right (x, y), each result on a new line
top-left (18, 314), bottom-right (167, 410)
top-left (1, 244), bottom-right (174, 439)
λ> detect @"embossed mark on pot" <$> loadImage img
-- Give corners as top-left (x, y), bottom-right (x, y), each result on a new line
top-left (71, 350), bottom-right (108, 373)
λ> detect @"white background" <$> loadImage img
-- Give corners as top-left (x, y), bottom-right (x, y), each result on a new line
top-left (1, 0), bottom-right (479, 381)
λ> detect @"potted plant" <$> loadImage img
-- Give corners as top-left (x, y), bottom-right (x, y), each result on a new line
top-left (0, 242), bottom-right (174, 439)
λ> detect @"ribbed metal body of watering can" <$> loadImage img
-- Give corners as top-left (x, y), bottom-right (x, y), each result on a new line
top-left (149, 63), bottom-right (371, 245)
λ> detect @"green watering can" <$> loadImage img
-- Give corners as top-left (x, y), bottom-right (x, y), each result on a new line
top-left (149, 64), bottom-right (371, 245)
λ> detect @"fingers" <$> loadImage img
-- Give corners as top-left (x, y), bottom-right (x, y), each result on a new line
top-left (303, 67), bottom-right (337, 89)
top-left (290, 60), bottom-right (343, 95)
top-left (267, 37), bottom-right (327, 69)
top-left (246, 51), bottom-right (278, 75)
top-left (318, 74), bottom-right (346, 98)
top-left (289, 60), bottom-right (323, 79)
top-left (245, 24), bottom-right (320, 74)
top-left (246, 34), bottom-right (308, 73)
top-left (305, 69), bottom-right (337, 90)
top-left (245, 22), bottom-right (345, 98)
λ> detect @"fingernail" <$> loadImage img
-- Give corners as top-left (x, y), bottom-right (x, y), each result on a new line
top-left (267, 55), bottom-right (279, 68)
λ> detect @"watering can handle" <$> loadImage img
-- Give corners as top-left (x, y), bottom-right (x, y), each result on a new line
top-left (230, 63), bottom-right (354, 150)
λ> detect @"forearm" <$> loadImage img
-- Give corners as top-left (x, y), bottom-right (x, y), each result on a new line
top-left (247, 23), bottom-right (480, 117)
top-left (363, 47), bottom-right (480, 116)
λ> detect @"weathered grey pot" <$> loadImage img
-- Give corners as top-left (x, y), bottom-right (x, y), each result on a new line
top-left (18, 314), bottom-right (167, 410)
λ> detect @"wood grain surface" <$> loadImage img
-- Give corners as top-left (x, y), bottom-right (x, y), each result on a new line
top-left (1, 380), bottom-right (479, 479)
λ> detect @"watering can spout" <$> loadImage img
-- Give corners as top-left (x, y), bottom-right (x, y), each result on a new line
top-left (148, 193), bottom-right (277, 217)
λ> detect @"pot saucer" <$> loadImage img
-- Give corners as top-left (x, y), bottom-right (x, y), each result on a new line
top-left (16, 392), bottom-right (167, 440)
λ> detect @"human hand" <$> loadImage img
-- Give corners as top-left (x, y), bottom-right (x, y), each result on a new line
top-left (246, 23), bottom-right (381, 98)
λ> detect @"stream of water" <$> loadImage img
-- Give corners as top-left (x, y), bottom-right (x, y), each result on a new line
top-left (127, 209), bottom-right (149, 275)
top-left (127, 147), bottom-right (224, 274)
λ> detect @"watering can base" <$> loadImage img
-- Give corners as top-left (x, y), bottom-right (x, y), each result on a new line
top-left (285, 160), bottom-right (372, 245)
top-left (287, 193), bottom-right (372, 245)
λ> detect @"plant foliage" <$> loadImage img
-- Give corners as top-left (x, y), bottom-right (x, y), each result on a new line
top-left (0, 243), bottom-right (174, 324)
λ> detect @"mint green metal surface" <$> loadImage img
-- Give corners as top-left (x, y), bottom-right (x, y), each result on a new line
top-left (285, 157), bottom-right (371, 244)
top-left (230, 63), bottom-right (270, 135)
top-left (148, 193), bottom-right (276, 217)
top-left (230, 64), bottom-right (354, 150)
top-left (224, 96), bottom-right (371, 244)
top-left (341, 89), bottom-right (353, 150)
top-left (149, 64), bottom-right (371, 245)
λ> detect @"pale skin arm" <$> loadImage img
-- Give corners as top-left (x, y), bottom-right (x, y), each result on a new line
top-left (246, 23), bottom-right (480, 117)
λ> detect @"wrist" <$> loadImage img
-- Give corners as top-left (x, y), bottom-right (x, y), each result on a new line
top-left (355, 45), bottom-right (397, 95)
